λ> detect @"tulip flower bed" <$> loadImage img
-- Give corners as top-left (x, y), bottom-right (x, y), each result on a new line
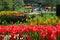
top-left (0, 24), bottom-right (60, 40)
top-left (0, 11), bottom-right (60, 25)
top-left (0, 13), bottom-right (60, 26)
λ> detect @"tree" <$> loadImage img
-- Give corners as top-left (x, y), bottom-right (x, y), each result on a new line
top-left (57, 0), bottom-right (60, 4)
top-left (14, 0), bottom-right (24, 11)
top-left (24, 0), bottom-right (38, 4)
top-left (0, 0), bottom-right (25, 11)
top-left (24, 0), bottom-right (60, 6)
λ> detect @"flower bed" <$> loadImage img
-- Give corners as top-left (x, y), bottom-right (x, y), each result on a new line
top-left (0, 11), bottom-right (26, 25)
top-left (0, 11), bottom-right (60, 25)
top-left (0, 24), bottom-right (60, 40)
top-left (0, 13), bottom-right (60, 25)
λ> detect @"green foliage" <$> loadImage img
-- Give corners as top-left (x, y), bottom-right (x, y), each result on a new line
top-left (0, 0), bottom-right (24, 11)
top-left (24, 0), bottom-right (59, 6)
top-left (0, 13), bottom-right (60, 25)
top-left (17, 7), bottom-right (25, 12)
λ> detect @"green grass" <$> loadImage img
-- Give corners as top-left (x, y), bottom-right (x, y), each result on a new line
top-left (18, 7), bottom-right (25, 12)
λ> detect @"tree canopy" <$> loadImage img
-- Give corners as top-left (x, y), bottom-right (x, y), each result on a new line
top-left (24, 0), bottom-right (59, 6)
top-left (0, 0), bottom-right (24, 11)
top-left (0, 0), bottom-right (60, 11)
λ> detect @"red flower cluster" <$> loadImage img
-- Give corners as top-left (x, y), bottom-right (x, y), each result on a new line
top-left (0, 24), bottom-right (60, 40)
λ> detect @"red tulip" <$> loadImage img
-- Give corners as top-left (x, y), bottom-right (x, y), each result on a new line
top-left (28, 26), bottom-right (33, 31)
top-left (33, 27), bottom-right (39, 32)
top-left (11, 33), bottom-right (16, 37)
top-left (37, 26), bottom-right (41, 31)
top-left (0, 35), bottom-right (4, 40)
top-left (41, 25), bottom-right (47, 31)
top-left (26, 36), bottom-right (32, 40)
top-left (19, 34), bottom-right (23, 38)
top-left (23, 27), bottom-right (29, 33)
top-left (0, 24), bottom-right (59, 40)
top-left (10, 37), bottom-right (15, 40)
top-left (40, 31), bottom-right (47, 39)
